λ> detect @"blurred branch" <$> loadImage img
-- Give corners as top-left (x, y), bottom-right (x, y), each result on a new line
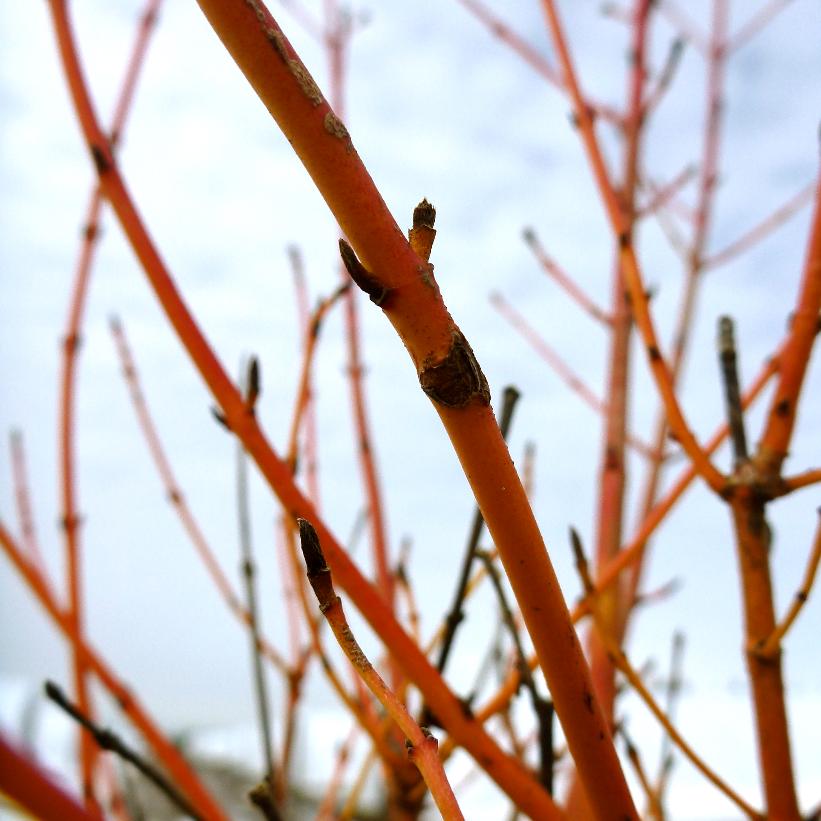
top-left (44, 681), bottom-right (204, 821)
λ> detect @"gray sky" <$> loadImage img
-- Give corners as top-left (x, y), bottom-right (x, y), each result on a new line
top-left (1, 1), bottom-right (820, 817)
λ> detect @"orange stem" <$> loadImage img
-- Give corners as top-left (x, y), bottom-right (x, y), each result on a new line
top-left (55, 0), bottom-right (163, 803)
top-left (299, 520), bottom-right (465, 821)
top-left (755, 173), bottom-right (821, 478)
top-left (9, 430), bottom-right (48, 580)
top-left (756, 510), bottom-right (821, 659)
top-left (288, 246), bottom-right (322, 508)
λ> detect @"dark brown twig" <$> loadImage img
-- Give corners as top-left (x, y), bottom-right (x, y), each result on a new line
top-left (475, 548), bottom-right (554, 794)
top-left (236, 358), bottom-right (279, 817)
top-left (434, 386), bottom-right (521, 676)
top-left (717, 316), bottom-right (749, 465)
top-left (44, 681), bottom-right (203, 821)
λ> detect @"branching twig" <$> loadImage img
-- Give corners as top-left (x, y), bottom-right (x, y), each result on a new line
top-left (492, 291), bottom-right (658, 459)
top-left (522, 228), bottom-right (612, 325)
top-left (475, 548), bottom-right (554, 794)
top-left (728, 0), bottom-right (796, 53)
top-left (754, 510), bottom-right (821, 659)
top-left (569, 533), bottom-right (763, 820)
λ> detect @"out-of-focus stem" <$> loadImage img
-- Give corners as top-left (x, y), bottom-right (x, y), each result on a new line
top-left (109, 317), bottom-right (288, 673)
top-left (56, 0), bottom-right (163, 803)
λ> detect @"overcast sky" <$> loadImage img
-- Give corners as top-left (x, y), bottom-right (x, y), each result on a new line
top-left (1, 1), bottom-right (820, 818)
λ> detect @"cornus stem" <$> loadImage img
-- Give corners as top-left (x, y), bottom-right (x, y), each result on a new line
top-left (297, 519), bottom-right (465, 821)
top-left (57, 1), bottom-right (163, 801)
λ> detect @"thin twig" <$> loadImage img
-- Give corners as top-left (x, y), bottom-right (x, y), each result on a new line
top-left (9, 430), bottom-right (48, 579)
top-left (237, 357), bottom-right (279, 817)
top-left (703, 182), bottom-right (815, 271)
top-left (44, 681), bottom-right (204, 821)
top-left (728, 0), bottom-right (795, 52)
top-left (641, 37), bottom-right (685, 116)
top-left (654, 631), bottom-right (686, 815)
top-left (754, 510), bottom-right (821, 658)
top-left (297, 519), bottom-right (465, 821)
top-left (492, 292), bottom-right (657, 459)
top-left (522, 228), bottom-right (612, 325)
top-left (109, 317), bottom-right (288, 673)
top-left (569, 533), bottom-right (763, 819)
top-left (475, 548), bottom-right (554, 793)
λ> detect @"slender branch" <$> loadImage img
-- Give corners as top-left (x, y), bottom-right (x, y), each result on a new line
top-left (755, 510), bottom-right (821, 659)
top-left (657, 1), bottom-right (708, 53)
top-left (522, 228), bottom-right (612, 325)
top-left (9, 430), bottom-right (47, 579)
top-left (779, 467), bottom-right (821, 494)
top-left (109, 317), bottom-right (288, 673)
top-left (453, 0), bottom-right (561, 88)
top-left (288, 245), bottom-right (322, 508)
top-left (297, 519), bottom-right (465, 821)
top-left (619, 728), bottom-right (656, 815)
top-left (285, 281), bottom-right (350, 473)
top-left (491, 291), bottom-right (658, 459)
top-left (641, 37), bottom-right (685, 116)
top-left (636, 166), bottom-right (696, 220)
top-left (653, 631), bottom-right (686, 816)
top-left (44, 682), bottom-right (203, 821)
top-left (703, 182), bottom-right (816, 271)
top-left (236, 357), bottom-right (279, 816)
top-left (755, 173), bottom-right (821, 478)
top-left (540, 0), bottom-right (727, 493)
top-left (728, 0), bottom-right (796, 52)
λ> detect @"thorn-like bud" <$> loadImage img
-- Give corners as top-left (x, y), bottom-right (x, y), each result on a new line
top-left (297, 518), bottom-right (327, 576)
top-left (246, 356), bottom-right (261, 410)
top-left (338, 239), bottom-right (391, 306)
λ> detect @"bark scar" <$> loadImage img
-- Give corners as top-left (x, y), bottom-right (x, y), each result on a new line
top-left (419, 330), bottom-right (490, 408)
